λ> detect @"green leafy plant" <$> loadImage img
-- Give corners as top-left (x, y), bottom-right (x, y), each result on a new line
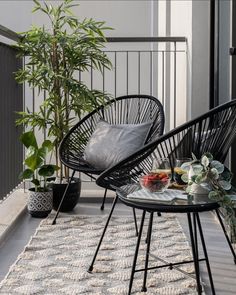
top-left (15, 0), bottom-right (112, 181)
top-left (20, 131), bottom-right (59, 191)
top-left (181, 153), bottom-right (236, 239)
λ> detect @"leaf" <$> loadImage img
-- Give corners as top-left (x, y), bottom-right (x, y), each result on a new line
top-left (38, 165), bottom-right (56, 177)
top-left (25, 146), bottom-right (36, 158)
top-left (203, 152), bottom-right (213, 162)
top-left (191, 175), bottom-right (198, 183)
top-left (201, 155), bottom-right (209, 167)
top-left (31, 179), bottom-right (40, 186)
top-left (186, 186), bottom-right (191, 193)
top-left (210, 168), bottom-right (219, 180)
top-left (211, 160), bottom-right (224, 174)
top-left (24, 151), bottom-right (43, 171)
top-left (180, 162), bottom-right (191, 172)
top-left (191, 153), bottom-right (197, 161)
top-left (208, 191), bottom-right (219, 200)
top-left (19, 169), bottom-right (34, 180)
top-left (195, 174), bottom-right (205, 184)
top-left (221, 169), bottom-right (233, 182)
top-left (219, 180), bottom-right (232, 191)
top-left (192, 164), bottom-right (203, 174)
top-left (181, 173), bottom-right (189, 183)
top-left (20, 131), bottom-right (38, 148)
top-left (42, 140), bottom-right (54, 152)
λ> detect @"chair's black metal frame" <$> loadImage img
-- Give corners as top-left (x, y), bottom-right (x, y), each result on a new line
top-left (88, 99), bottom-right (236, 294)
top-left (51, 94), bottom-right (165, 225)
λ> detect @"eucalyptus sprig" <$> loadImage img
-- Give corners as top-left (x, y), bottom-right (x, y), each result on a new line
top-left (181, 153), bottom-right (236, 234)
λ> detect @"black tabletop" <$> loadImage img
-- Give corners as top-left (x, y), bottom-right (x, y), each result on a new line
top-left (116, 184), bottom-right (220, 213)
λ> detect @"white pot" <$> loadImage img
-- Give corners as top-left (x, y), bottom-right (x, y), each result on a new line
top-left (188, 166), bottom-right (211, 196)
top-left (28, 188), bottom-right (53, 218)
top-left (189, 183), bottom-right (210, 195)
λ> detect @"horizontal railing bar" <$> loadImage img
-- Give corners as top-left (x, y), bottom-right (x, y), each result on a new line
top-left (103, 50), bottom-right (186, 53)
top-left (106, 37), bottom-right (187, 43)
top-left (0, 24), bottom-right (20, 42)
top-left (0, 26), bottom-right (187, 44)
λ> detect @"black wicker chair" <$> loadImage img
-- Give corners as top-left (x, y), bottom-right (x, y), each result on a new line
top-left (52, 94), bottom-right (164, 224)
top-left (88, 99), bottom-right (236, 273)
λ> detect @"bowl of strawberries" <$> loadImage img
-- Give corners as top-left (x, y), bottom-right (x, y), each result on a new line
top-left (139, 171), bottom-right (170, 193)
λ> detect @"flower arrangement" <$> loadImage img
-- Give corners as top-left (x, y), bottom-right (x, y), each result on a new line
top-left (181, 152), bottom-right (236, 241)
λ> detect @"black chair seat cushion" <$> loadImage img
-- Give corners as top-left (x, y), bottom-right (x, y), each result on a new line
top-left (83, 120), bottom-right (153, 170)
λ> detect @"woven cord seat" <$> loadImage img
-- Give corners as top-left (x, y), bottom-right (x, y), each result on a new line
top-left (52, 94), bottom-right (164, 224)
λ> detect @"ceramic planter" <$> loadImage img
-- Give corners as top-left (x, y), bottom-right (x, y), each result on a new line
top-left (28, 188), bottom-right (53, 218)
top-left (50, 177), bottom-right (81, 212)
top-left (188, 166), bottom-right (211, 202)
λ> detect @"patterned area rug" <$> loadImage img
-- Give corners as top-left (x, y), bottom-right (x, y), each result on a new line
top-left (0, 214), bottom-right (201, 294)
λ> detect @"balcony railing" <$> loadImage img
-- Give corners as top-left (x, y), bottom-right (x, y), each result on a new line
top-left (0, 26), bottom-right (23, 201)
top-left (0, 24), bottom-right (188, 199)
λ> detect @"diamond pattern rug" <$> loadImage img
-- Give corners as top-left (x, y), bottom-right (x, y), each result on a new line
top-left (0, 214), bottom-right (202, 294)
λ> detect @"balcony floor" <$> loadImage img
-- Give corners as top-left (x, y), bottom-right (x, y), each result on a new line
top-left (0, 201), bottom-right (236, 294)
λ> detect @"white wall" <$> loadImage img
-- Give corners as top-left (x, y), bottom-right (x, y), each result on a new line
top-left (219, 0), bottom-right (231, 105)
top-left (154, 0), bottom-right (190, 129)
top-left (0, 0), bottom-right (213, 123)
top-left (191, 0), bottom-right (210, 118)
top-left (0, 1), bottom-right (33, 35)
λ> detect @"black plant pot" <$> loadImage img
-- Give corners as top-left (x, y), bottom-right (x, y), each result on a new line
top-left (51, 177), bottom-right (81, 212)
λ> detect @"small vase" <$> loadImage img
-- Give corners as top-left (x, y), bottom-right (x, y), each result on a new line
top-left (188, 166), bottom-right (211, 202)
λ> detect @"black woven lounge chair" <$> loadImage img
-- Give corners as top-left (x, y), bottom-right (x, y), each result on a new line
top-left (88, 99), bottom-right (236, 274)
top-left (52, 94), bottom-right (164, 224)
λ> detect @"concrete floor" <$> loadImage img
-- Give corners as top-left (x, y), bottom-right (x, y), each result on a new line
top-left (0, 201), bottom-right (236, 294)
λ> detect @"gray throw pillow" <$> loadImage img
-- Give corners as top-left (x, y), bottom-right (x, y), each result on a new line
top-left (84, 120), bottom-right (153, 170)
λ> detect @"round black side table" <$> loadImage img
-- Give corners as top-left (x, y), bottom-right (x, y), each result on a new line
top-left (117, 188), bottom-right (220, 295)
top-left (88, 186), bottom-right (236, 294)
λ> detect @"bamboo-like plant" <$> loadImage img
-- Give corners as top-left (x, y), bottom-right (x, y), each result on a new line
top-left (15, 0), bottom-right (112, 181)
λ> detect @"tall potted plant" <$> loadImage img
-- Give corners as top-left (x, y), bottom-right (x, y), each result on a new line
top-left (15, 0), bottom-right (112, 211)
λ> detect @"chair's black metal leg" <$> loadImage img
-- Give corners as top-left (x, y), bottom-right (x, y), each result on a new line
top-left (88, 194), bottom-right (118, 272)
top-left (196, 213), bottom-right (216, 295)
top-left (52, 170), bottom-right (76, 225)
top-left (142, 212), bottom-right (154, 292)
top-left (187, 212), bottom-right (202, 294)
top-left (133, 208), bottom-right (139, 237)
top-left (193, 213), bottom-right (199, 265)
top-left (215, 209), bottom-right (236, 264)
top-left (100, 188), bottom-right (107, 210)
top-left (128, 210), bottom-right (146, 295)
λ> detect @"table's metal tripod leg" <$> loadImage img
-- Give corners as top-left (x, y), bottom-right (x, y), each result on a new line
top-left (88, 194), bottom-right (118, 272)
top-left (187, 212), bottom-right (202, 294)
top-left (142, 212), bottom-right (154, 292)
top-left (128, 210), bottom-right (146, 295)
top-left (193, 213), bottom-right (200, 275)
top-left (215, 209), bottom-right (236, 264)
top-left (196, 213), bottom-right (216, 295)
top-left (132, 208), bottom-right (139, 237)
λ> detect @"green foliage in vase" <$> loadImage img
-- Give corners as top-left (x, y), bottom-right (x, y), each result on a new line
top-left (20, 131), bottom-right (59, 192)
top-left (14, 0), bottom-right (112, 181)
top-left (181, 153), bottom-right (236, 235)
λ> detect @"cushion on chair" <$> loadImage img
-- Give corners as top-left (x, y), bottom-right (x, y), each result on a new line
top-left (84, 120), bottom-right (153, 170)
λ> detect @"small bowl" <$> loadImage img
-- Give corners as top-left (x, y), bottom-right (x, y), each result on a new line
top-left (139, 173), bottom-right (170, 193)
